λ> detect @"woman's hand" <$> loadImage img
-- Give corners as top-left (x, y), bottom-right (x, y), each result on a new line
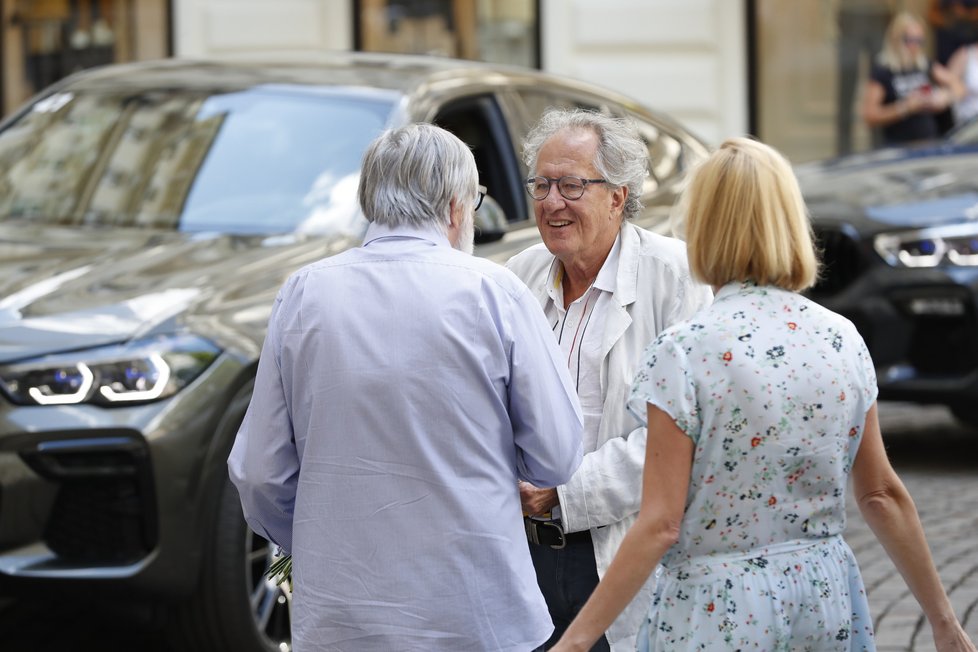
top-left (932, 619), bottom-right (977, 652)
top-left (920, 87), bottom-right (953, 112)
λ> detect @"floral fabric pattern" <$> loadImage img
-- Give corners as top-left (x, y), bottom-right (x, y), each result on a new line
top-left (628, 281), bottom-right (878, 651)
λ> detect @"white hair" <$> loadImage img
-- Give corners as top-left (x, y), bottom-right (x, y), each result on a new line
top-left (522, 109), bottom-right (648, 219)
top-left (358, 123), bottom-right (479, 227)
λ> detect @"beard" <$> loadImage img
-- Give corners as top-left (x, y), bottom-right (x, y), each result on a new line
top-left (454, 211), bottom-right (475, 255)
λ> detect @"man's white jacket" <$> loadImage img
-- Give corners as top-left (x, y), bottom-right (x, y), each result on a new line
top-left (506, 220), bottom-right (713, 650)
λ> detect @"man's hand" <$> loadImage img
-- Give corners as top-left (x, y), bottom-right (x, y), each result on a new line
top-left (519, 481), bottom-right (560, 517)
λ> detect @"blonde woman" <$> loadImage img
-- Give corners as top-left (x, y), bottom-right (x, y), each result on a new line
top-left (862, 11), bottom-right (962, 145)
top-left (550, 138), bottom-right (976, 651)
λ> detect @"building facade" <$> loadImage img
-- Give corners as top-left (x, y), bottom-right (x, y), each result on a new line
top-left (168, 0), bottom-right (747, 149)
top-left (0, 1), bottom-right (941, 163)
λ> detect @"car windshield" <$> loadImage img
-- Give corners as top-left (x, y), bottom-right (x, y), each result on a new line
top-left (0, 85), bottom-right (395, 236)
top-left (947, 116), bottom-right (978, 147)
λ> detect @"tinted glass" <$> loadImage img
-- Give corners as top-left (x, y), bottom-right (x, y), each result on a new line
top-left (0, 86), bottom-right (394, 236)
top-left (511, 89), bottom-right (601, 148)
top-left (635, 121), bottom-right (686, 195)
top-left (949, 116), bottom-right (978, 146)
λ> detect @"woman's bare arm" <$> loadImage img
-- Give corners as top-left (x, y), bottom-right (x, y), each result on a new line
top-left (550, 404), bottom-right (694, 652)
top-left (852, 402), bottom-right (975, 652)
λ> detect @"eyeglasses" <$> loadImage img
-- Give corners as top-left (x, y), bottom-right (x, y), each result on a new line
top-left (902, 35), bottom-right (925, 45)
top-left (525, 176), bottom-right (607, 201)
top-left (475, 184), bottom-right (487, 211)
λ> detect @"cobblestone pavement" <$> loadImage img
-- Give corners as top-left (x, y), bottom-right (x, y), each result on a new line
top-left (847, 403), bottom-right (978, 651)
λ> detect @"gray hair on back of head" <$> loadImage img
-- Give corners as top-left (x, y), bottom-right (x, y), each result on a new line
top-left (522, 109), bottom-right (648, 219)
top-left (358, 123), bottom-right (478, 227)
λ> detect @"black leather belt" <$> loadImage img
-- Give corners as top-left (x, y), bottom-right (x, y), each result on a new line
top-left (524, 517), bottom-right (592, 549)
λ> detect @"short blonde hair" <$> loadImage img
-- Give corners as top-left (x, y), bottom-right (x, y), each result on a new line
top-left (682, 137), bottom-right (819, 292)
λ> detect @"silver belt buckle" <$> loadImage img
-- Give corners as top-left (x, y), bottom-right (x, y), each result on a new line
top-left (525, 518), bottom-right (566, 550)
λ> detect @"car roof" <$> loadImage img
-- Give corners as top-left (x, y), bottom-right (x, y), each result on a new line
top-left (51, 52), bottom-right (569, 95)
top-left (40, 52), bottom-right (695, 138)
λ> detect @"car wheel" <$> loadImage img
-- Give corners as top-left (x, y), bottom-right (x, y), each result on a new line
top-left (167, 475), bottom-right (292, 652)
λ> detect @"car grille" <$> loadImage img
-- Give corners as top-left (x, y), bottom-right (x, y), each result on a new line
top-left (811, 227), bottom-right (865, 296)
top-left (45, 476), bottom-right (152, 563)
top-left (20, 437), bottom-right (158, 565)
top-left (807, 227), bottom-right (978, 384)
top-left (910, 317), bottom-right (978, 373)
top-left (892, 289), bottom-right (978, 375)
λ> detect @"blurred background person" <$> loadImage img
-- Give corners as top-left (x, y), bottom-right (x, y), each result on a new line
top-left (229, 123), bottom-right (585, 652)
top-left (947, 37), bottom-right (978, 124)
top-left (548, 137), bottom-right (977, 652)
top-left (863, 11), bottom-right (962, 145)
top-left (928, 0), bottom-right (978, 65)
top-left (927, 0), bottom-right (978, 132)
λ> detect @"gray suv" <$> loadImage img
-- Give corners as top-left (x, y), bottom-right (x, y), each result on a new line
top-left (0, 52), bottom-right (707, 651)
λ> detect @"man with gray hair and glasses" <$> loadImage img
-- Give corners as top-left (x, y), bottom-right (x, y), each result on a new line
top-left (229, 123), bottom-right (584, 651)
top-left (507, 109), bottom-right (712, 651)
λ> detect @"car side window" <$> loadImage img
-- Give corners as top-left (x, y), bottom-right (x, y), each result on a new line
top-left (515, 90), bottom-right (598, 123)
top-left (635, 121), bottom-right (686, 196)
top-left (510, 89), bottom-right (601, 139)
top-left (511, 91), bottom-right (687, 199)
top-left (434, 94), bottom-right (524, 226)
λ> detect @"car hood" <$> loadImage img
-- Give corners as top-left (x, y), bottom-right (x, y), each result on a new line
top-left (796, 143), bottom-right (978, 233)
top-left (0, 224), bottom-right (358, 363)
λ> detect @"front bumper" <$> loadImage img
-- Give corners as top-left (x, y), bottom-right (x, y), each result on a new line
top-left (0, 355), bottom-right (247, 600)
top-left (812, 263), bottom-right (978, 406)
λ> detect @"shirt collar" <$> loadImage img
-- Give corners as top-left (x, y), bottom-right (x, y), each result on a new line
top-left (362, 220), bottom-right (452, 248)
top-left (713, 279), bottom-right (768, 303)
top-left (593, 235), bottom-right (621, 293)
top-left (546, 233), bottom-right (622, 300)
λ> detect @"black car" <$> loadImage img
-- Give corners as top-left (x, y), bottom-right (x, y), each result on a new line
top-left (800, 119), bottom-right (978, 425)
top-left (0, 53), bottom-right (708, 652)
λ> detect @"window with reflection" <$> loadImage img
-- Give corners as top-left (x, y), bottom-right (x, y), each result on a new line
top-left (1, 0), bottom-right (170, 116)
top-left (635, 122), bottom-right (685, 194)
top-left (356, 0), bottom-right (539, 69)
top-left (0, 87), bottom-right (395, 237)
top-left (752, 0), bottom-right (931, 163)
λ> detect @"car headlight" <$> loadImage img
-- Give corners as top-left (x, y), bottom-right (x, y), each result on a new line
top-left (0, 335), bottom-right (221, 406)
top-left (873, 224), bottom-right (978, 267)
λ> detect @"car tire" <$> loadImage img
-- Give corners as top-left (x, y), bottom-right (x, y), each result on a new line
top-left (166, 474), bottom-right (291, 652)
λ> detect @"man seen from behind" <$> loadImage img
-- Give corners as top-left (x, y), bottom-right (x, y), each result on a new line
top-left (228, 123), bottom-right (584, 652)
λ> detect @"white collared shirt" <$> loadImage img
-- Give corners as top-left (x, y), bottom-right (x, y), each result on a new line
top-left (544, 235), bottom-right (621, 455)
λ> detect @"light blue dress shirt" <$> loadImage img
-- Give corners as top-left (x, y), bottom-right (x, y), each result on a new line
top-left (228, 220), bottom-right (584, 652)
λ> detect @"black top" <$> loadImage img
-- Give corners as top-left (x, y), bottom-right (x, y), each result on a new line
top-left (870, 62), bottom-right (940, 145)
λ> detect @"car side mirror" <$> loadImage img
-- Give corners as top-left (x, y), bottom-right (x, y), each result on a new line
top-left (474, 193), bottom-right (507, 244)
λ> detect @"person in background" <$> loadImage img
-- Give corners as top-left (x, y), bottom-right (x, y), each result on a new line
top-left (506, 109), bottom-right (712, 651)
top-left (228, 123), bottom-right (584, 652)
top-left (926, 0), bottom-right (978, 133)
top-left (548, 137), bottom-right (977, 652)
top-left (862, 11), bottom-right (963, 146)
top-left (928, 0), bottom-right (978, 66)
top-left (947, 37), bottom-right (978, 124)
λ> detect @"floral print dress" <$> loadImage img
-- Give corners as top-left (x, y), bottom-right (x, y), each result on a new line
top-left (628, 281), bottom-right (878, 651)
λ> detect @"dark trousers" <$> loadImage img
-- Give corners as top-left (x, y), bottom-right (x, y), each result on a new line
top-left (528, 533), bottom-right (611, 652)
